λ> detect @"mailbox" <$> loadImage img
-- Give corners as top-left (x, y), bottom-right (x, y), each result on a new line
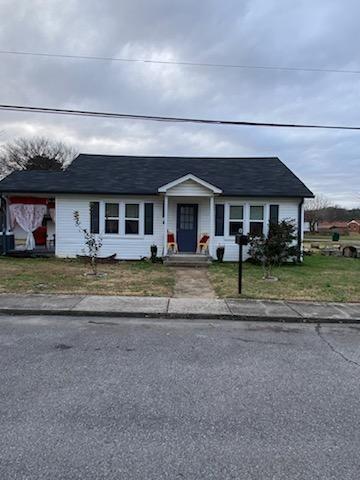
top-left (235, 231), bottom-right (248, 294)
top-left (235, 234), bottom-right (249, 246)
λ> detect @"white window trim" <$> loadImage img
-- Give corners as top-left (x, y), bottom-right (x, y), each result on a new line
top-left (124, 202), bottom-right (143, 236)
top-left (216, 202), bottom-right (276, 239)
top-left (249, 204), bottom-right (267, 236)
top-left (104, 202), bottom-right (120, 235)
top-left (101, 201), bottom-right (145, 237)
top-left (225, 202), bottom-right (245, 238)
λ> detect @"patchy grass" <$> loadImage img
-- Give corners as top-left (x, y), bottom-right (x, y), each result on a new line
top-left (209, 255), bottom-right (360, 302)
top-left (0, 257), bottom-right (175, 297)
top-left (1, 255), bottom-right (359, 302)
top-left (304, 233), bottom-right (360, 243)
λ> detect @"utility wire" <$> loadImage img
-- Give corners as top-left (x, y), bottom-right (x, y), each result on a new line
top-left (0, 48), bottom-right (360, 76)
top-left (0, 103), bottom-right (359, 131)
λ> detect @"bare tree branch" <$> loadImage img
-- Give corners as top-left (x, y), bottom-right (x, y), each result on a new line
top-left (0, 136), bottom-right (77, 177)
top-left (304, 194), bottom-right (332, 232)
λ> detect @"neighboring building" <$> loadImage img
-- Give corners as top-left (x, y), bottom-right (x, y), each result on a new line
top-left (318, 221), bottom-right (349, 234)
top-left (347, 220), bottom-right (360, 233)
top-left (318, 220), bottom-right (360, 235)
top-left (0, 155), bottom-right (313, 261)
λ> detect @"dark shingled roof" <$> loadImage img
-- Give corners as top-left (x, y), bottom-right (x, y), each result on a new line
top-left (0, 154), bottom-right (313, 197)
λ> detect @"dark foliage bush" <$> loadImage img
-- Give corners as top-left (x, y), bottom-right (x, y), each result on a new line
top-left (248, 220), bottom-right (299, 279)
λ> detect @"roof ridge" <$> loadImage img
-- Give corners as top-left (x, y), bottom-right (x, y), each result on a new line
top-left (75, 153), bottom-right (280, 160)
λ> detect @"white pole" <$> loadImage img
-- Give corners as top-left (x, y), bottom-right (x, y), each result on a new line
top-left (209, 196), bottom-right (215, 257)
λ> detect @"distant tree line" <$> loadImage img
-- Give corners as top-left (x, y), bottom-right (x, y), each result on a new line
top-left (305, 194), bottom-right (360, 232)
top-left (309, 207), bottom-right (360, 223)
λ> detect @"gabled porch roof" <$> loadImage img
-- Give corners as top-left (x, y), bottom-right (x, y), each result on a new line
top-left (158, 173), bottom-right (222, 194)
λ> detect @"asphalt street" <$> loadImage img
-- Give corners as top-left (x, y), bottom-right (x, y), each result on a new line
top-left (0, 315), bottom-right (360, 480)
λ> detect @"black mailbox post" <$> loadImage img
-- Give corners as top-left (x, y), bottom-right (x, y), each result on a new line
top-left (235, 230), bottom-right (248, 294)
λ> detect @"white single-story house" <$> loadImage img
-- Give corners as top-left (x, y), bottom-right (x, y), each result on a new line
top-left (0, 154), bottom-right (313, 261)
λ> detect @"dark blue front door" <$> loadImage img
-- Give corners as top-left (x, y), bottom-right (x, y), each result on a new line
top-left (177, 204), bottom-right (198, 252)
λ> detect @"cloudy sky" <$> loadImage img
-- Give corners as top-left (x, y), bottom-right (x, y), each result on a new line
top-left (0, 0), bottom-right (359, 207)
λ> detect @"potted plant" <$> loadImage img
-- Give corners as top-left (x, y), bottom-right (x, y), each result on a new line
top-left (150, 244), bottom-right (158, 263)
top-left (216, 244), bottom-right (225, 262)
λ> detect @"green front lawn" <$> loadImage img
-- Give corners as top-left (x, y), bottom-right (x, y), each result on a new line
top-left (0, 257), bottom-right (175, 297)
top-left (208, 255), bottom-right (360, 302)
top-left (0, 255), bottom-right (359, 302)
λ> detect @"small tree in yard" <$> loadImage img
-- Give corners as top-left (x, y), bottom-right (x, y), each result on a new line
top-left (73, 209), bottom-right (103, 275)
top-left (248, 220), bottom-right (298, 280)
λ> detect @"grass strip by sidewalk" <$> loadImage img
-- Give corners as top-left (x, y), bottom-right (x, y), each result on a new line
top-left (208, 255), bottom-right (360, 302)
top-left (0, 254), bottom-right (359, 302)
top-left (0, 257), bottom-right (175, 297)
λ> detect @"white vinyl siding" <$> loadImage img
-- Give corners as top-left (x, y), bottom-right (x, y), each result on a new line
top-left (165, 179), bottom-right (213, 197)
top-left (54, 194), bottom-right (302, 261)
top-left (214, 198), bottom-right (300, 261)
top-left (55, 195), bottom-right (163, 260)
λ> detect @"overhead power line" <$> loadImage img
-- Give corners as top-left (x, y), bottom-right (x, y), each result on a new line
top-left (0, 103), bottom-right (359, 131)
top-left (0, 48), bottom-right (359, 76)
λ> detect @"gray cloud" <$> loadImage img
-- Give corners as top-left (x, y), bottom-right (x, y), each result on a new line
top-left (0, 0), bottom-right (359, 206)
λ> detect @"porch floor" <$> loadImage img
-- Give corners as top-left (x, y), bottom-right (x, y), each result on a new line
top-left (6, 247), bottom-right (55, 258)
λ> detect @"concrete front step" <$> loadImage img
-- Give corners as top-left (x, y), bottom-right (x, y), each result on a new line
top-left (164, 254), bottom-right (212, 267)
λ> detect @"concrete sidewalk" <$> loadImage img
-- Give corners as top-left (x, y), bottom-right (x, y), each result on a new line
top-left (0, 293), bottom-right (359, 322)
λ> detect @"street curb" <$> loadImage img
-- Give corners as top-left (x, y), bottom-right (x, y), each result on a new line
top-left (0, 308), bottom-right (359, 323)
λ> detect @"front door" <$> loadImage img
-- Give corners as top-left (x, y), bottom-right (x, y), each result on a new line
top-left (177, 204), bottom-right (198, 252)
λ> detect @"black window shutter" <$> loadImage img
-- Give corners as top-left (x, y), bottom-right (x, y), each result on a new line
top-left (269, 205), bottom-right (279, 225)
top-left (144, 203), bottom-right (154, 235)
top-left (215, 204), bottom-right (225, 236)
top-left (90, 202), bottom-right (100, 234)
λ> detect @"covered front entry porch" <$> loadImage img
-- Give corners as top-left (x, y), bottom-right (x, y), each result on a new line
top-left (162, 194), bottom-right (215, 266)
top-left (164, 196), bottom-right (215, 256)
top-left (159, 173), bottom-right (222, 260)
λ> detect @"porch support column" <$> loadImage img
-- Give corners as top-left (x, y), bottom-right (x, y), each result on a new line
top-left (5, 196), bottom-right (11, 232)
top-left (1, 196), bottom-right (7, 255)
top-left (209, 195), bottom-right (215, 257)
top-left (163, 195), bottom-right (168, 256)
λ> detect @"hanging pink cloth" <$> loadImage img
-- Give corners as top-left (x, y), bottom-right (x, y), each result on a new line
top-left (9, 204), bottom-right (47, 250)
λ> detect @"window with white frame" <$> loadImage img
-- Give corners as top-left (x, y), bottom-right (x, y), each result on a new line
top-left (229, 205), bottom-right (244, 236)
top-left (105, 203), bottom-right (119, 234)
top-left (249, 205), bottom-right (264, 236)
top-left (125, 203), bottom-right (139, 234)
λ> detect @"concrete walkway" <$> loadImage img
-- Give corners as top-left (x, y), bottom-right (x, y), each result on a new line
top-left (0, 293), bottom-right (359, 322)
top-left (173, 267), bottom-right (216, 298)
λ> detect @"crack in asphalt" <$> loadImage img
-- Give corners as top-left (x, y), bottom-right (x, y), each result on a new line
top-left (231, 336), bottom-right (293, 346)
top-left (88, 320), bottom-right (119, 326)
top-left (285, 302), bottom-right (305, 318)
top-left (315, 324), bottom-right (360, 369)
top-left (54, 343), bottom-right (73, 350)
